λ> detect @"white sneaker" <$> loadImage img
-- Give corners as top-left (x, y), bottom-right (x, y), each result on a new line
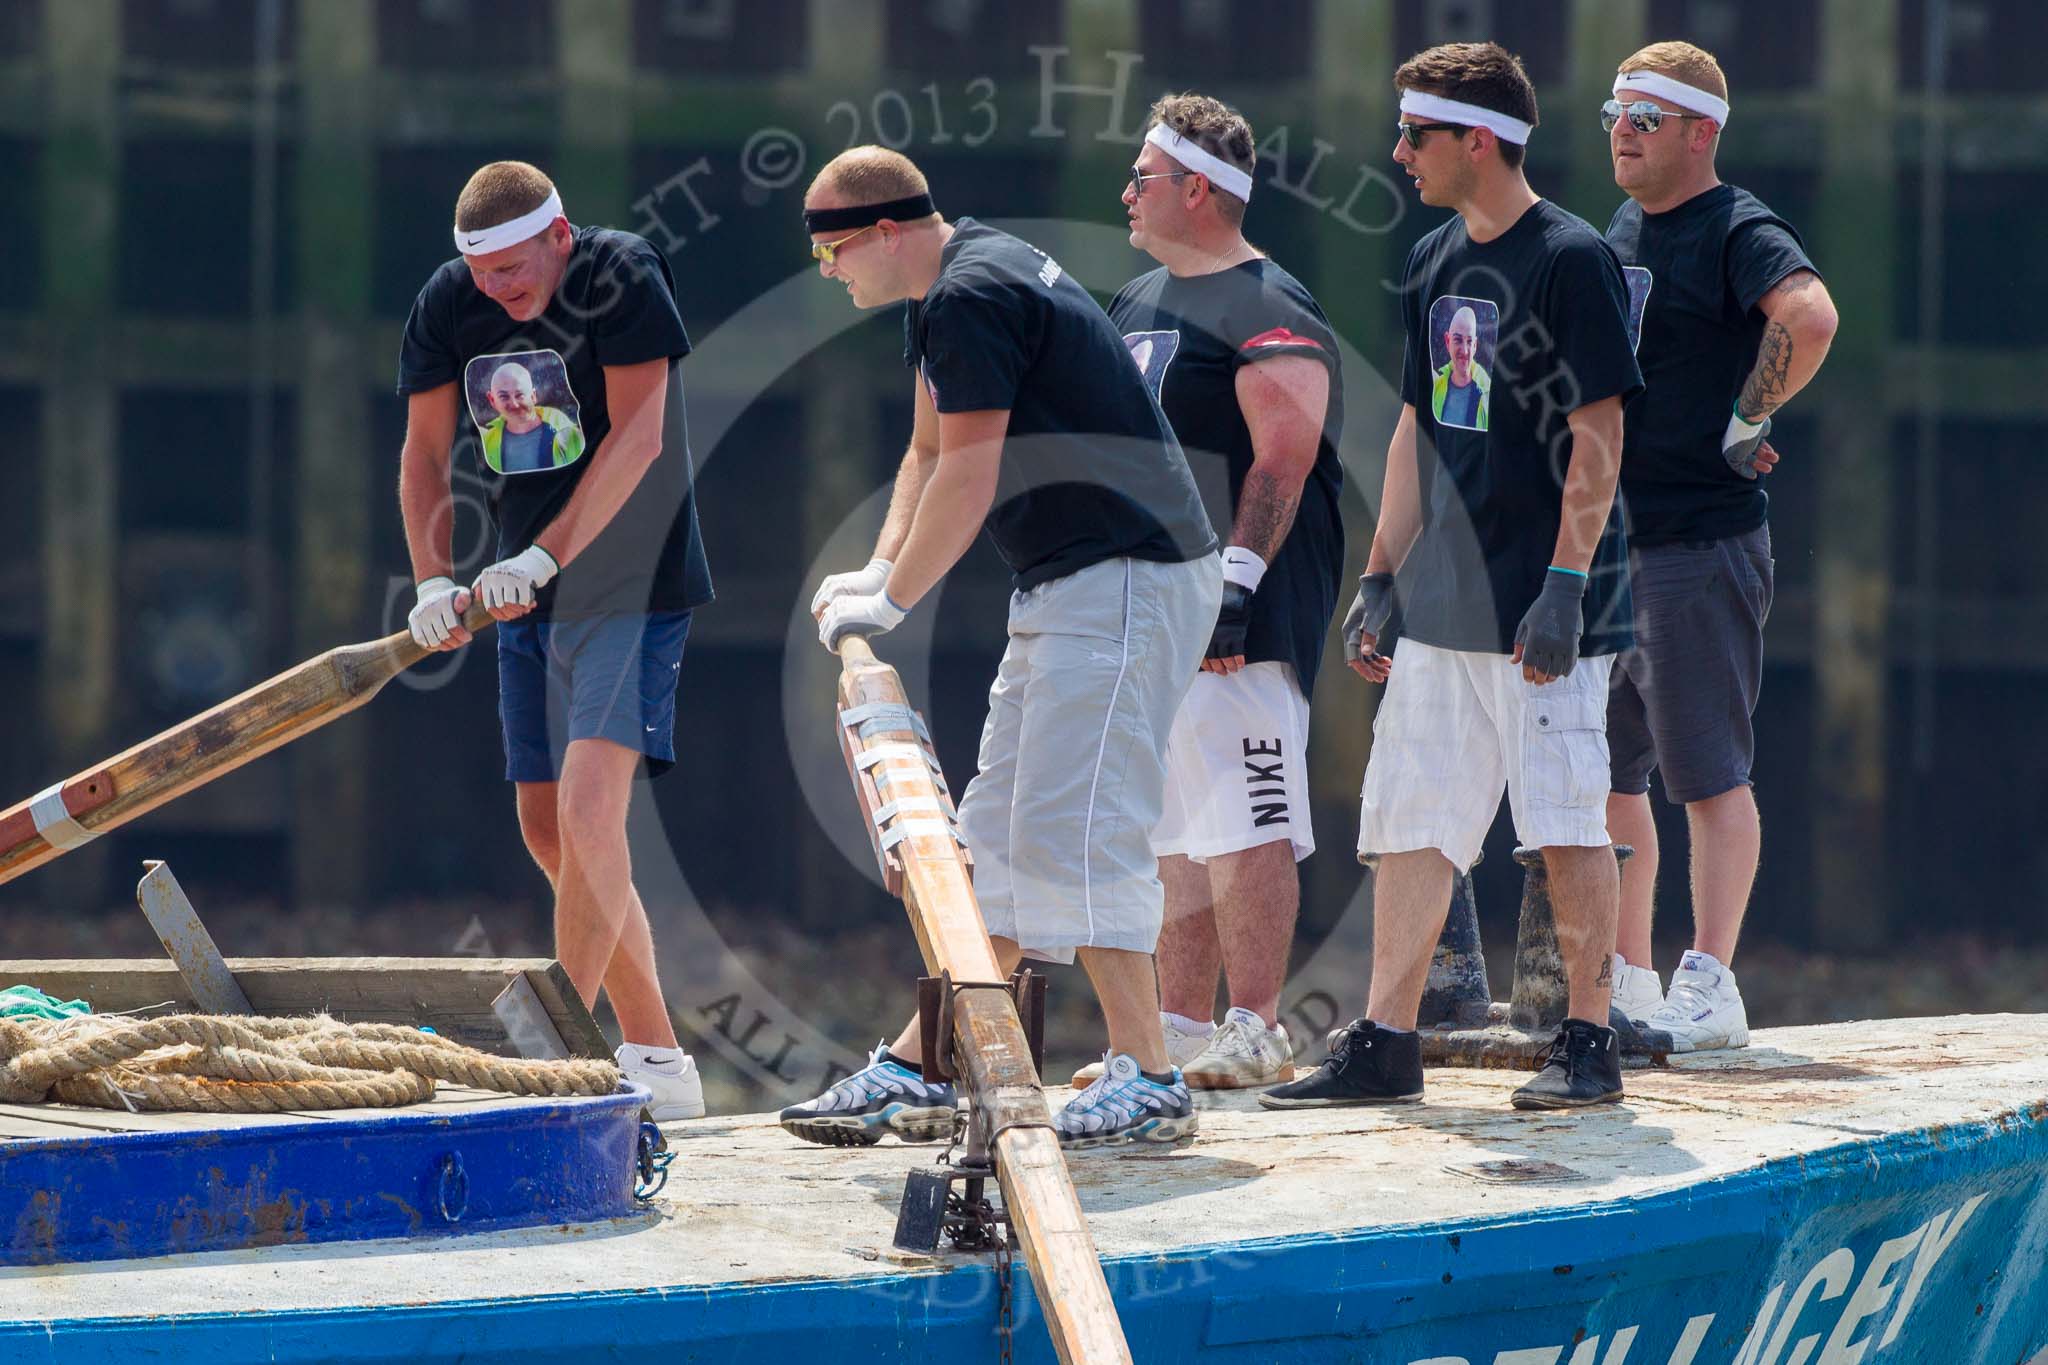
top-left (1182, 1006), bottom-right (1295, 1089)
top-left (1610, 953), bottom-right (1665, 1025)
top-left (1071, 1015), bottom-right (1211, 1087)
top-left (616, 1044), bottom-right (707, 1121)
top-left (1642, 950), bottom-right (1749, 1052)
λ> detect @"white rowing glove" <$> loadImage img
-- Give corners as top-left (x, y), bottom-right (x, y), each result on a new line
top-left (408, 577), bottom-right (468, 650)
top-left (473, 545), bottom-right (559, 612)
top-left (810, 557), bottom-right (893, 616)
top-left (818, 590), bottom-right (907, 650)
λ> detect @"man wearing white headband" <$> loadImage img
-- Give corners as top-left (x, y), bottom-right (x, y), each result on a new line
top-left (1599, 43), bottom-right (1839, 1054)
top-left (1266, 42), bottom-right (1643, 1114)
top-left (395, 159), bottom-right (715, 1121)
top-left (1097, 92), bottom-right (1346, 1093)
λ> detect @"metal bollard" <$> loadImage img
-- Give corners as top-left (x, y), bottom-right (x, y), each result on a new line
top-left (1506, 844), bottom-right (1633, 1033)
top-left (1419, 861), bottom-right (1492, 1028)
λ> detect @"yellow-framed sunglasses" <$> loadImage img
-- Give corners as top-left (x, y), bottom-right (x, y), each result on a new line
top-left (810, 223), bottom-right (878, 266)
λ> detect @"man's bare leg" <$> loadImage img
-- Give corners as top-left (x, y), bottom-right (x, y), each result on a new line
top-left (517, 773), bottom-right (678, 1048)
top-left (1543, 843), bottom-right (1620, 1025)
top-left (1155, 853), bottom-right (1221, 1023)
top-left (1687, 785), bottom-right (1760, 965)
top-left (1607, 791), bottom-right (1658, 967)
top-left (553, 737), bottom-right (679, 1049)
top-left (1362, 848), bottom-right (1456, 1030)
top-left (1209, 838), bottom-right (1298, 1026)
top-left (1077, 946), bottom-right (1170, 1074)
top-left (885, 936), bottom-right (1023, 1065)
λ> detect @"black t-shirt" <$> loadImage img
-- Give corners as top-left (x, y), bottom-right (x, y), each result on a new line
top-left (1398, 200), bottom-right (1644, 656)
top-left (903, 218), bottom-right (1217, 591)
top-left (396, 225), bottom-right (713, 619)
top-left (1109, 258), bottom-right (1345, 698)
top-left (1606, 184), bottom-right (1817, 543)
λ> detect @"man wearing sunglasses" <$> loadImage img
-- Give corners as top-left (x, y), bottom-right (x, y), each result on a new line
top-left (1599, 43), bottom-right (1839, 1052)
top-left (1263, 42), bottom-right (1642, 1114)
top-left (791, 146), bottom-right (1222, 1151)
top-left (1090, 92), bottom-right (1345, 1094)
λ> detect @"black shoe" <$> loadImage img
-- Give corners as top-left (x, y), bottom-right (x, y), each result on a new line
top-left (1511, 1018), bottom-right (1624, 1110)
top-left (1257, 1019), bottom-right (1423, 1109)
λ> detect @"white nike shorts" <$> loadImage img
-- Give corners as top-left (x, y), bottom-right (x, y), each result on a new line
top-left (1153, 661), bottom-right (1314, 863)
top-left (1358, 639), bottom-right (1614, 874)
top-left (956, 554), bottom-right (1222, 964)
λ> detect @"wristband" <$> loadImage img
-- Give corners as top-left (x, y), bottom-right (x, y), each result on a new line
top-left (1725, 406), bottom-right (1766, 445)
top-left (1547, 565), bottom-right (1589, 580)
top-left (1221, 546), bottom-right (1268, 592)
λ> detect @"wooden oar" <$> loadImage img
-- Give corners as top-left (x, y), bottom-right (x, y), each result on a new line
top-left (0, 602), bottom-right (496, 885)
top-left (834, 635), bottom-right (1130, 1365)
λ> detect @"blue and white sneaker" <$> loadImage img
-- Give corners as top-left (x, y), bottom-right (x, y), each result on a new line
top-left (778, 1043), bottom-right (958, 1148)
top-left (1053, 1052), bottom-right (1198, 1150)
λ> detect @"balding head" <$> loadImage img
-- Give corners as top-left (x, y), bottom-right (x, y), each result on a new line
top-left (806, 146), bottom-right (936, 214)
top-left (486, 361), bottom-right (541, 432)
top-left (1444, 306), bottom-right (1479, 383)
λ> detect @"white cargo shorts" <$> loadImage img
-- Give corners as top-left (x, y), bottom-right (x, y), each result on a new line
top-left (1358, 639), bottom-right (1614, 873)
top-left (957, 553), bottom-right (1222, 963)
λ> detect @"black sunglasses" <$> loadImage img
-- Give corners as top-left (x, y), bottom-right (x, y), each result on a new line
top-left (1601, 99), bottom-right (1710, 134)
top-left (1397, 120), bottom-right (1468, 149)
top-left (1129, 167), bottom-right (1192, 198)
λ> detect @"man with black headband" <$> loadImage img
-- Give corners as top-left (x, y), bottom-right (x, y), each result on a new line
top-left (1600, 42), bottom-right (1838, 1051)
top-left (1263, 43), bottom-right (1643, 1113)
top-left (397, 160), bottom-right (714, 1121)
top-left (1093, 92), bottom-right (1345, 1093)
top-left (786, 145), bottom-right (1221, 1151)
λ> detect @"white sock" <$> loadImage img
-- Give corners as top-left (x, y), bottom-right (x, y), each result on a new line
top-left (1161, 1010), bottom-right (1216, 1038)
top-left (618, 1043), bottom-right (684, 1075)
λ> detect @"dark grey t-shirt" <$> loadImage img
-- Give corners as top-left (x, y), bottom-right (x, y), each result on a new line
top-left (1398, 200), bottom-right (1644, 656)
top-left (903, 218), bottom-right (1217, 591)
top-left (1606, 184), bottom-right (1817, 544)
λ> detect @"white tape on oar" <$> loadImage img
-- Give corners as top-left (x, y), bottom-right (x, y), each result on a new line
top-left (29, 783), bottom-right (98, 850)
top-left (881, 819), bottom-right (967, 850)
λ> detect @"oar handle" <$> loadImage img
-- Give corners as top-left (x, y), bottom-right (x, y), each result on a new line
top-left (835, 635), bottom-right (879, 667)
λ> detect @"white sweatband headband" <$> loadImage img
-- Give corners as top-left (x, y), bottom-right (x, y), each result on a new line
top-left (1398, 90), bottom-right (1532, 146)
top-left (1144, 124), bottom-right (1254, 202)
top-left (454, 189), bottom-right (565, 257)
top-left (30, 782), bottom-right (97, 851)
top-left (1612, 72), bottom-right (1729, 127)
top-left (1221, 547), bottom-right (1267, 592)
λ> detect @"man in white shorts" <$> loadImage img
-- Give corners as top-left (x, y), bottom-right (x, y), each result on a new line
top-left (1261, 42), bottom-right (1643, 1113)
top-left (1091, 92), bottom-right (1345, 1091)
top-left (786, 146), bottom-right (1223, 1150)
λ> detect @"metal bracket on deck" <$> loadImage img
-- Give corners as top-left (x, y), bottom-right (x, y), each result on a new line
top-left (893, 1155), bottom-right (1018, 1256)
top-left (135, 860), bottom-right (252, 1015)
top-left (913, 967), bottom-right (1047, 1087)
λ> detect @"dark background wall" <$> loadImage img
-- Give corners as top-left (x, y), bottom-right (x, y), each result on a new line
top-left (2, 2), bottom-right (2043, 1057)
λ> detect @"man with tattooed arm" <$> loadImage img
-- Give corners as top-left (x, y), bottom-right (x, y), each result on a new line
top-left (1599, 42), bottom-right (1840, 1051)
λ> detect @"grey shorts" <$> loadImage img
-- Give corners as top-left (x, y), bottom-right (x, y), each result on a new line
top-left (956, 554), bottom-right (1222, 963)
top-left (1608, 524), bottom-right (1775, 804)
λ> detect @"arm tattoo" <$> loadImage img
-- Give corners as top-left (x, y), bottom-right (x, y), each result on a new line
top-left (1231, 466), bottom-right (1303, 562)
top-left (1738, 320), bottom-right (1794, 421)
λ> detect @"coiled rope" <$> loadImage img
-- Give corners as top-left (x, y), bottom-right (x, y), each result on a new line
top-left (0, 1013), bottom-right (619, 1114)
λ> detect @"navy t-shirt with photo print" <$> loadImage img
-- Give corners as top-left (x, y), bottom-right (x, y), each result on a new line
top-left (1109, 258), bottom-right (1345, 698)
top-left (902, 218), bottom-right (1217, 592)
top-left (1605, 184), bottom-right (1817, 543)
top-left (396, 225), bottom-right (713, 620)
top-left (1398, 199), bottom-right (1643, 656)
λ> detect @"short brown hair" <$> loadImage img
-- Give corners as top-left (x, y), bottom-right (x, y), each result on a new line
top-left (1393, 42), bottom-right (1539, 170)
top-left (1144, 92), bottom-right (1255, 224)
top-left (455, 161), bottom-right (556, 233)
top-left (808, 146), bottom-right (937, 221)
top-left (1617, 41), bottom-right (1729, 104)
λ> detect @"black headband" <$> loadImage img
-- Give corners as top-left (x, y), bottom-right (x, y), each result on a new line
top-left (803, 193), bottom-right (937, 235)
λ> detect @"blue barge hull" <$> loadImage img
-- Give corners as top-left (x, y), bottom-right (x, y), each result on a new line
top-left (1, 1017), bottom-right (2043, 1364)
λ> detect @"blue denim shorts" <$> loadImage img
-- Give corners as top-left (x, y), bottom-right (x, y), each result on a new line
top-left (496, 611), bottom-right (691, 783)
